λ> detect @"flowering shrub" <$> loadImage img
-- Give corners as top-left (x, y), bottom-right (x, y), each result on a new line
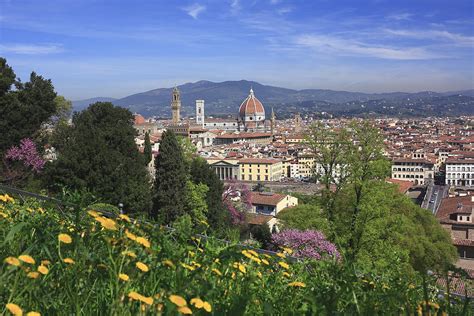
top-left (222, 180), bottom-right (252, 224)
top-left (272, 229), bottom-right (340, 260)
top-left (5, 138), bottom-right (45, 172)
top-left (0, 194), bottom-right (468, 315)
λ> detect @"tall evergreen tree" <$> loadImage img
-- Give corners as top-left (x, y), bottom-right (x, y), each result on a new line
top-left (152, 130), bottom-right (188, 223)
top-left (191, 158), bottom-right (231, 230)
top-left (143, 132), bottom-right (152, 166)
top-left (43, 102), bottom-right (151, 212)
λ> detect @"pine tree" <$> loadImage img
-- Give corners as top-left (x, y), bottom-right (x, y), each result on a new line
top-left (43, 102), bottom-right (152, 213)
top-left (191, 158), bottom-right (231, 231)
top-left (143, 132), bottom-right (152, 166)
top-left (152, 130), bottom-right (188, 223)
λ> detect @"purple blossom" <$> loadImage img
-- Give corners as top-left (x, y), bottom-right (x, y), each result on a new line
top-left (5, 138), bottom-right (45, 172)
top-left (272, 229), bottom-right (340, 260)
top-left (222, 179), bottom-right (252, 224)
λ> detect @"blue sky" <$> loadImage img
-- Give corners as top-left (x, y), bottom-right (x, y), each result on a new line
top-left (1, 0), bottom-right (473, 100)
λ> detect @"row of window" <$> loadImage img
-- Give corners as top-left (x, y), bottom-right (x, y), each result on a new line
top-left (392, 167), bottom-right (426, 172)
top-left (446, 173), bottom-right (474, 179)
top-left (392, 174), bottom-right (424, 179)
top-left (446, 166), bottom-right (473, 172)
top-left (446, 179), bottom-right (474, 186)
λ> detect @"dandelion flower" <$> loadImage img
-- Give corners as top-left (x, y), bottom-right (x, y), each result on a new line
top-left (41, 260), bottom-right (51, 266)
top-left (190, 298), bottom-right (204, 308)
top-left (136, 236), bottom-right (150, 248)
top-left (119, 214), bottom-right (131, 222)
top-left (169, 295), bottom-right (187, 307)
top-left (203, 302), bottom-right (212, 312)
top-left (125, 230), bottom-right (137, 241)
top-left (63, 258), bottom-right (75, 264)
top-left (278, 261), bottom-right (289, 269)
top-left (163, 260), bottom-right (175, 268)
top-left (26, 312), bottom-right (41, 316)
top-left (136, 262), bottom-right (149, 272)
top-left (5, 256), bottom-right (21, 266)
top-left (181, 263), bottom-right (195, 271)
top-left (288, 281), bottom-right (306, 288)
top-left (119, 273), bottom-right (129, 281)
top-left (95, 217), bottom-right (117, 230)
top-left (238, 264), bottom-right (246, 274)
top-left (283, 272), bottom-right (291, 278)
top-left (121, 250), bottom-right (137, 258)
top-left (58, 233), bottom-right (72, 244)
top-left (261, 259), bottom-right (269, 266)
top-left (27, 272), bottom-right (40, 279)
top-left (128, 291), bottom-right (153, 305)
top-left (6, 303), bottom-right (22, 316)
top-left (248, 250), bottom-right (259, 257)
top-left (211, 268), bottom-right (222, 276)
top-left (178, 306), bottom-right (193, 314)
top-left (87, 210), bottom-right (100, 217)
top-left (37, 265), bottom-right (49, 275)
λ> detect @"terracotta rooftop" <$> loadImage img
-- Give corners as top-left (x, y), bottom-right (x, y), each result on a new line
top-left (216, 132), bottom-right (272, 139)
top-left (246, 213), bottom-right (274, 225)
top-left (386, 179), bottom-right (413, 194)
top-left (250, 192), bottom-right (287, 206)
top-left (436, 196), bottom-right (473, 224)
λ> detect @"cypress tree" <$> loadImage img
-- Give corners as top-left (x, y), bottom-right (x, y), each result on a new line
top-left (152, 130), bottom-right (188, 223)
top-left (191, 158), bottom-right (231, 231)
top-left (143, 132), bottom-right (152, 166)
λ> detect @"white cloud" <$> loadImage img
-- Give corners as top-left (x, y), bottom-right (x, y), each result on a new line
top-left (182, 3), bottom-right (206, 19)
top-left (295, 34), bottom-right (440, 60)
top-left (277, 7), bottom-right (292, 15)
top-left (385, 29), bottom-right (474, 46)
top-left (386, 13), bottom-right (413, 21)
top-left (0, 43), bottom-right (64, 55)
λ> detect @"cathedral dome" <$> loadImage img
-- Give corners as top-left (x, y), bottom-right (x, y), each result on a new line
top-left (239, 88), bottom-right (265, 120)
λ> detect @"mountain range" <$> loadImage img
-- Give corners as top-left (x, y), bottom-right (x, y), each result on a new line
top-left (72, 80), bottom-right (474, 118)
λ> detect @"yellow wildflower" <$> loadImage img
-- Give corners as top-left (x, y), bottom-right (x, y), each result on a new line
top-left (125, 229), bottom-right (137, 241)
top-left (212, 268), bottom-right (222, 276)
top-left (136, 262), bottom-right (149, 272)
top-left (41, 260), bottom-right (51, 266)
top-left (128, 291), bottom-right (153, 305)
top-left (250, 256), bottom-right (261, 264)
top-left (283, 272), bottom-right (291, 278)
top-left (27, 272), bottom-right (40, 279)
top-left (191, 261), bottom-right (201, 268)
top-left (18, 255), bottom-right (35, 265)
top-left (63, 258), bottom-right (75, 264)
top-left (169, 295), bottom-right (187, 307)
top-left (241, 250), bottom-right (253, 259)
top-left (95, 217), bottom-right (117, 230)
top-left (261, 259), bottom-right (269, 265)
top-left (276, 252), bottom-right (286, 258)
top-left (288, 281), bottom-right (306, 288)
top-left (181, 263), bottom-right (195, 271)
top-left (248, 250), bottom-right (259, 257)
top-left (278, 261), bottom-right (289, 269)
top-left (26, 312), bottom-right (41, 316)
top-left (178, 306), bottom-right (193, 314)
top-left (136, 236), bottom-right (150, 248)
top-left (197, 247), bottom-right (204, 253)
top-left (121, 250), bottom-right (137, 258)
top-left (231, 272), bottom-right (236, 279)
top-left (119, 214), bottom-right (131, 222)
top-left (37, 265), bottom-right (49, 275)
top-left (257, 271), bottom-right (263, 279)
top-left (282, 247), bottom-right (293, 254)
top-left (203, 302), bottom-right (212, 312)
top-left (190, 298), bottom-right (204, 308)
top-left (162, 260), bottom-right (175, 268)
top-left (188, 251), bottom-right (195, 257)
top-left (6, 303), bottom-right (22, 315)
top-left (5, 257), bottom-right (21, 266)
top-left (238, 263), bottom-right (246, 274)
top-left (87, 210), bottom-right (100, 217)
top-left (58, 233), bottom-right (72, 244)
top-left (119, 273), bottom-right (129, 281)
top-left (0, 211), bottom-right (8, 218)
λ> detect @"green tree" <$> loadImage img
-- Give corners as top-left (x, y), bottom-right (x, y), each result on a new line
top-left (143, 132), bottom-right (152, 166)
top-left (43, 102), bottom-right (151, 213)
top-left (190, 157), bottom-right (231, 231)
top-left (0, 58), bottom-right (57, 155)
top-left (152, 130), bottom-right (188, 223)
top-left (184, 180), bottom-right (208, 223)
top-left (277, 204), bottom-right (331, 235)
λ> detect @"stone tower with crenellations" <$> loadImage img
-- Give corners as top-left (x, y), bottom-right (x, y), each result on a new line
top-left (171, 86), bottom-right (181, 124)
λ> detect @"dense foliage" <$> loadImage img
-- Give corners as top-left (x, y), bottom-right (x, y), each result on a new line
top-left (43, 102), bottom-right (151, 213)
top-left (2, 195), bottom-right (471, 315)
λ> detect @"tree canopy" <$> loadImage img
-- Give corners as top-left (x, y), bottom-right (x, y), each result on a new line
top-left (43, 102), bottom-right (151, 213)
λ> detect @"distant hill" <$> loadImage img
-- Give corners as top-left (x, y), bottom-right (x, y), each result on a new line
top-left (72, 81), bottom-right (474, 117)
top-left (72, 97), bottom-right (117, 111)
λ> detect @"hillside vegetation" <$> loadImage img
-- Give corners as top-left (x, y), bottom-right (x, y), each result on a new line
top-left (1, 194), bottom-right (472, 315)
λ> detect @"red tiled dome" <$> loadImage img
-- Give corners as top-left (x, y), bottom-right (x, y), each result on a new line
top-left (134, 114), bottom-right (146, 125)
top-left (239, 88), bottom-right (265, 118)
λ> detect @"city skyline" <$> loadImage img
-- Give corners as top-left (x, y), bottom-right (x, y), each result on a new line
top-left (1, 0), bottom-right (473, 100)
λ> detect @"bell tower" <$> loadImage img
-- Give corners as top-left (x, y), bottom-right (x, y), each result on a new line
top-left (171, 86), bottom-right (181, 124)
top-left (270, 107), bottom-right (276, 135)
